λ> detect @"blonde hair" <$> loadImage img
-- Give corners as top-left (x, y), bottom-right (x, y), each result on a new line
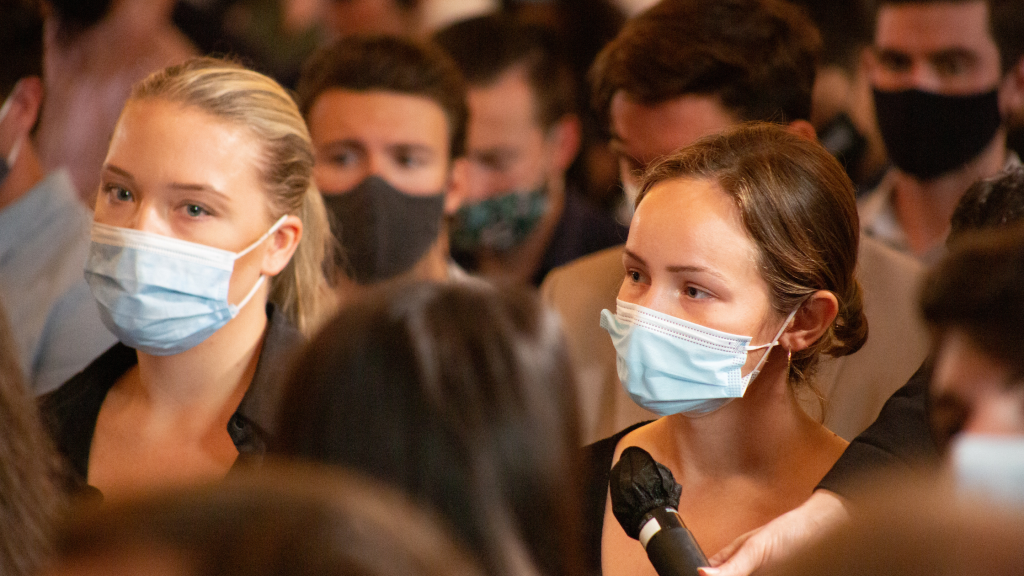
top-left (130, 57), bottom-right (333, 333)
top-left (0, 304), bottom-right (63, 576)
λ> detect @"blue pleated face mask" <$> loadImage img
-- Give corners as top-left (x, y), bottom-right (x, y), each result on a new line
top-left (600, 299), bottom-right (798, 417)
top-left (84, 215), bottom-right (288, 356)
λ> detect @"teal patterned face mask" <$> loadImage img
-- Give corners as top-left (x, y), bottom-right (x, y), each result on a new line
top-left (449, 184), bottom-right (548, 253)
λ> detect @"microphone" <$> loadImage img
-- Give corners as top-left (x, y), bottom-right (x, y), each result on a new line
top-left (609, 446), bottom-right (708, 576)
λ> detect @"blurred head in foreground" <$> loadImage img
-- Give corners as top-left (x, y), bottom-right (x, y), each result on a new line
top-left (272, 281), bottom-right (583, 576)
top-left (46, 466), bottom-right (485, 576)
top-left (921, 167), bottom-right (1024, 505)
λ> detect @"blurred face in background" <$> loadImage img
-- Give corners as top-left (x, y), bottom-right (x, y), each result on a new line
top-left (608, 92), bottom-right (739, 210)
top-left (930, 330), bottom-right (1024, 447)
top-left (308, 89), bottom-right (451, 196)
top-left (458, 66), bottom-right (565, 205)
top-left (871, 1), bottom-right (1001, 96)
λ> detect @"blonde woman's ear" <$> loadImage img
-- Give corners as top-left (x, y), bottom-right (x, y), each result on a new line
top-left (262, 215), bottom-right (303, 276)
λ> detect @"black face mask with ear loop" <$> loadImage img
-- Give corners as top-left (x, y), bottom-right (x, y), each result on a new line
top-left (873, 87), bottom-right (1002, 180)
top-left (321, 175), bottom-right (445, 284)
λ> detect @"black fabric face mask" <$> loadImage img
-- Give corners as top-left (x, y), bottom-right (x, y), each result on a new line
top-left (321, 175), bottom-right (445, 284)
top-left (873, 87), bottom-right (1002, 180)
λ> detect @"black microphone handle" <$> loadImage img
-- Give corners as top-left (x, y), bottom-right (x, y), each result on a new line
top-left (640, 507), bottom-right (708, 576)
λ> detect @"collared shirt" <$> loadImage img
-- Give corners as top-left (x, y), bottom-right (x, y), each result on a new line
top-left (39, 303), bottom-right (304, 497)
top-left (859, 153), bottom-right (1023, 262)
top-left (0, 169), bottom-right (116, 393)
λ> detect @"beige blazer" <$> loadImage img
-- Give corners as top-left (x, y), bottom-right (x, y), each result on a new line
top-left (541, 235), bottom-right (930, 444)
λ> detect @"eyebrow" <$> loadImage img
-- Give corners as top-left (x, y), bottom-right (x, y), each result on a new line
top-left (929, 47), bottom-right (979, 65)
top-left (387, 142), bottom-right (437, 156)
top-left (874, 46), bottom-right (979, 62)
top-left (624, 249), bottom-right (725, 279)
top-left (168, 182), bottom-right (231, 205)
top-left (103, 163), bottom-right (229, 202)
top-left (320, 138), bottom-right (367, 153)
top-left (102, 164), bottom-right (137, 183)
top-left (667, 264), bottom-right (726, 280)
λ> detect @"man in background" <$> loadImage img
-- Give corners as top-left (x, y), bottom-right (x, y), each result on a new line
top-left (295, 35), bottom-right (471, 295)
top-left (435, 14), bottom-right (624, 286)
top-left (0, 0), bottom-right (115, 393)
top-left (859, 0), bottom-right (1024, 260)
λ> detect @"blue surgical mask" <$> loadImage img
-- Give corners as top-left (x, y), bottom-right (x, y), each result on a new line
top-left (600, 299), bottom-right (798, 417)
top-left (950, 433), bottom-right (1024, 507)
top-left (84, 215), bottom-right (288, 356)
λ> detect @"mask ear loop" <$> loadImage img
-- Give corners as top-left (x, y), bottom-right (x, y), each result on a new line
top-left (228, 214), bottom-right (290, 314)
top-left (744, 304), bottom-right (802, 384)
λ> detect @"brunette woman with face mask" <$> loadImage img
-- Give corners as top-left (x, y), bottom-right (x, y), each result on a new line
top-left (39, 58), bottom-right (333, 501)
top-left (582, 123), bottom-right (868, 576)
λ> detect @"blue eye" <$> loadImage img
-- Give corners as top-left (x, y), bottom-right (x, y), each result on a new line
top-left (185, 204), bottom-right (210, 218)
top-left (105, 185), bottom-right (133, 202)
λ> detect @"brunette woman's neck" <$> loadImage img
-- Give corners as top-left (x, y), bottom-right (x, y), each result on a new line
top-left (630, 351), bottom-right (845, 483)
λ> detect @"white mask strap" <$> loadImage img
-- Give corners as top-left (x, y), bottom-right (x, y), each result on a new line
top-left (743, 305), bottom-right (801, 384)
top-left (232, 274), bottom-right (267, 313)
top-left (6, 135), bottom-right (23, 166)
top-left (0, 87), bottom-right (25, 167)
top-left (230, 215), bottom-right (288, 314)
top-left (746, 306), bottom-right (801, 351)
top-left (234, 214), bottom-right (289, 260)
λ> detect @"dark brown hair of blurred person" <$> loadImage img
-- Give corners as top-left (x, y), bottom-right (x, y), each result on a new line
top-left (272, 282), bottom-right (584, 576)
top-left (48, 465), bottom-right (487, 576)
top-left (637, 122), bottom-right (868, 388)
top-left (295, 35), bottom-right (468, 161)
top-left (0, 300), bottom-right (63, 576)
top-left (949, 166), bottom-right (1024, 242)
top-left (434, 13), bottom-right (576, 135)
top-left (1, 0), bottom-right (43, 102)
top-left (590, 0), bottom-right (821, 133)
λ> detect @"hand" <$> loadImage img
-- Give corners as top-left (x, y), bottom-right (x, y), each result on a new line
top-left (696, 490), bottom-right (850, 576)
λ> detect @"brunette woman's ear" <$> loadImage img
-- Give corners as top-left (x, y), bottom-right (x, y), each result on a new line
top-left (780, 290), bottom-right (838, 353)
top-left (261, 215), bottom-right (303, 276)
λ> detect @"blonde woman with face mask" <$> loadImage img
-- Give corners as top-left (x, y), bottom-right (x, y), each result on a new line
top-left (40, 58), bottom-right (333, 501)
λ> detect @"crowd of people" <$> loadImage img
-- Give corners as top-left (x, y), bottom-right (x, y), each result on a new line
top-left (1, 0), bottom-right (1023, 575)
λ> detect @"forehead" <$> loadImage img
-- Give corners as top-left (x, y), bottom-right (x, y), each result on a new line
top-left (307, 89), bottom-right (450, 150)
top-left (111, 99), bottom-right (263, 179)
top-left (610, 92), bottom-right (740, 165)
top-left (467, 66), bottom-right (541, 132)
top-left (632, 177), bottom-right (757, 263)
top-left (875, 1), bottom-right (996, 58)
